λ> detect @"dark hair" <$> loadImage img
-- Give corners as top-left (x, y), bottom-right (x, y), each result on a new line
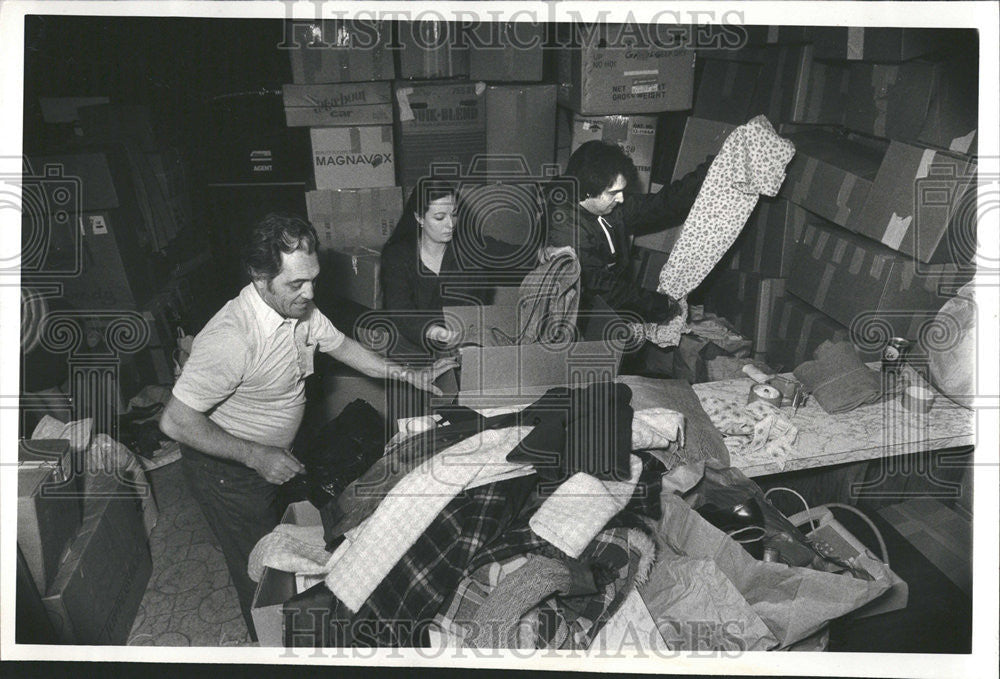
top-left (243, 213), bottom-right (319, 281)
top-left (564, 140), bottom-right (636, 198)
top-left (384, 177), bottom-right (459, 248)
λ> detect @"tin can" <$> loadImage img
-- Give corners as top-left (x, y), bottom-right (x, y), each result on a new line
top-left (882, 337), bottom-right (911, 374)
top-left (762, 547), bottom-right (780, 563)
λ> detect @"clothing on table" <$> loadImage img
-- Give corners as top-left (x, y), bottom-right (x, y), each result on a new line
top-left (506, 381), bottom-right (635, 484)
top-left (793, 339), bottom-right (882, 414)
top-left (528, 455), bottom-right (644, 558)
top-left (379, 234), bottom-right (536, 356)
top-left (172, 283), bottom-right (345, 449)
top-left (247, 523), bottom-right (329, 583)
top-left (436, 526), bottom-right (656, 650)
top-left (544, 158), bottom-right (712, 320)
top-left (324, 426), bottom-right (536, 613)
top-left (283, 475), bottom-right (540, 648)
top-left (284, 399), bottom-right (387, 511)
top-left (181, 445), bottom-right (281, 640)
top-left (658, 115), bottom-right (795, 301)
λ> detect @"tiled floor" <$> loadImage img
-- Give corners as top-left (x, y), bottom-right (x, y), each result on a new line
top-left (127, 461), bottom-right (255, 646)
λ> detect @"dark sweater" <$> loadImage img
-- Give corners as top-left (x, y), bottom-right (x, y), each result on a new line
top-left (379, 234), bottom-right (536, 352)
top-left (544, 159), bottom-right (712, 319)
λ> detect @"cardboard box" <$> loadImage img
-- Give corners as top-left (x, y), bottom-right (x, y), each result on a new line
top-left (632, 244), bottom-right (675, 292)
top-left (918, 56), bottom-right (978, 155)
top-left (310, 126), bottom-right (395, 190)
top-left (450, 296), bottom-right (623, 399)
top-left (287, 20), bottom-right (394, 83)
top-left (748, 44), bottom-right (814, 125)
top-left (306, 186), bottom-right (403, 251)
top-left (18, 440), bottom-right (83, 594)
top-left (30, 148), bottom-right (155, 310)
top-left (324, 247), bottom-right (381, 309)
top-left (397, 21), bottom-right (470, 79)
top-left (735, 197), bottom-right (809, 278)
top-left (698, 269), bottom-right (763, 339)
top-left (460, 182), bottom-right (546, 248)
top-left (203, 93), bottom-right (312, 186)
top-left (787, 215), bottom-right (972, 339)
top-left (851, 141), bottom-right (976, 264)
top-left (633, 117), bottom-right (735, 253)
top-left (251, 501), bottom-right (322, 647)
top-left (321, 364), bottom-right (389, 422)
top-left (693, 58), bottom-right (762, 125)
top-left (569, 113), bottom-right (657, 193)
top-left (469, 21), bottom-right (545, 81)
top-left (806, 27), bottom-right (943, 62)
top-left (779, 129), bottom-right (885, 229)
top-left (556, 25), bottom-right (696, 115)
top-left (484, 84), bottom-right (557, 179)
top-left (282, 82), bottom-right (393, 127)
top-left (394, 81), bottom-right (486, 189)
top-left (763, 292), bottom-right (851, 372)
top-left (752, 278), bottom-right (787, 361)
top-left (41, 486), bottom-right (152, 644)
top-left (791, 59), bottom-right (850, 127)
top-left (844, 61), bottom-right (936, 141)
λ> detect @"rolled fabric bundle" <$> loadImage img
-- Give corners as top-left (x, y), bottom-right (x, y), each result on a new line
top-left (793, 340), bottom-right (881, 414)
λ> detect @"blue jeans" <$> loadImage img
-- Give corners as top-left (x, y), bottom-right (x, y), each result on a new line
top-left (180, 445), bottom-right (280, 641)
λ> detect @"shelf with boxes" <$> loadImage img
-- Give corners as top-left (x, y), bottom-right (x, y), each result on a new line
top-left (645, 27), bottom-right (978, 379)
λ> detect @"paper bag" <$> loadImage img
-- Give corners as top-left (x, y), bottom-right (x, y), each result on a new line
top-left (639, 462), bottom-right (896, 650)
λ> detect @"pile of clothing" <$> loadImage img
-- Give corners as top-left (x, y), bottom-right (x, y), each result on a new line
top-left (249, 380), bottom-right (717, 649)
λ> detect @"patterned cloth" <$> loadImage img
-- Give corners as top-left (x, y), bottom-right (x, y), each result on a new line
top-left (345, 475), bottom-right (539, 647)
top-left (658, 115), bottom-right (795, 300)
top-left (432, 527), bottom-right (656, 650)
top-left (325, 426), bottom-right (534, 612)
top-left (700, 396), bottom-right (799, 459)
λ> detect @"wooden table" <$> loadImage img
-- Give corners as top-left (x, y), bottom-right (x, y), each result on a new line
top-left (688, 367), bottom-right (975, 478)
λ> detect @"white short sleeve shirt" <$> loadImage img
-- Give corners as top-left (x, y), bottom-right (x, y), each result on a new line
top-left (172, 284), bottom-right (345, 448)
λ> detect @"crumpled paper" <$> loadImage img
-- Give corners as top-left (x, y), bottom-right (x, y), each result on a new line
top-left (700, 397), bottom-right (798, 459)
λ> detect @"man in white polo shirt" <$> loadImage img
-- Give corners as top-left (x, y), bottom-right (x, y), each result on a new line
top-left (159, 213), bottom-right (455, 639)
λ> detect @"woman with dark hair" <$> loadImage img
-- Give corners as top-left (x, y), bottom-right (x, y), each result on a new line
top-left (380, 178), bottom-right (552, 356)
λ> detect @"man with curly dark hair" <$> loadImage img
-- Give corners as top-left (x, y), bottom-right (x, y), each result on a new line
top-left (159, 213), bottom-right (455, 639)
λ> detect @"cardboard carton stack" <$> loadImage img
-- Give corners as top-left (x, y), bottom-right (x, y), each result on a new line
top-left (658, 27), bottom-right (977, 372)
top-left (555, 23), bottom-right (696, 194)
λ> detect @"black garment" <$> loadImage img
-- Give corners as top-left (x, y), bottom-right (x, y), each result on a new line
top-left (379, 235), bottom-right (536, 356)
top-left (507, 381), bottom-right (634, 485)
top-left (283, 399), bottom-right (387, 510)
top-left (180, 445), bottom-right (280, 641)
top-left (544, 158), bottom-right (712, 321)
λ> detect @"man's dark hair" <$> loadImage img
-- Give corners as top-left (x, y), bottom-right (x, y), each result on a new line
top-left (243, 213), bottom-right (319, 281)
top-left (564, 140), bottom-right (637, 198)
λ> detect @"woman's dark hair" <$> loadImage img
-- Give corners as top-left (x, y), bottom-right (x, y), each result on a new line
top-left (243, 212), bottom-right (319, 281)
top-left (384, 177), bottom-right (459, 248)
top-left (564, 140), bottom-right (637, 198)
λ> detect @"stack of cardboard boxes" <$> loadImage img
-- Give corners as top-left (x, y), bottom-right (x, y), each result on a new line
top-left (635, 27), bottom-right (976, 372)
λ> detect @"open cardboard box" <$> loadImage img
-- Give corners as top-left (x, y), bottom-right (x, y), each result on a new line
top-left (445, 294), bottom-right (625, 406)
top-left (250, 501), bottom-right (322, 647)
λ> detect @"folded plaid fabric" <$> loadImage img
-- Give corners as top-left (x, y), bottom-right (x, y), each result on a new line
top-left (325, 426), bottom-right (534, 612)
top-left (345, 475), bottom-right (539, 647)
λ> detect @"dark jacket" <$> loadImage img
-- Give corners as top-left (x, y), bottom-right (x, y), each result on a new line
top-left (544, 159), bottom-right (712, 318)
top-left (380, 234), bottom-right (535, 353)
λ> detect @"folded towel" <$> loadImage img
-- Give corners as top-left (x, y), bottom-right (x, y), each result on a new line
top-left (247, 524), bottom-right (330, 582)
top-left (794, 340), bottom-right (882, 414)
top-left (529, 455), bottom-right (643, 558)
